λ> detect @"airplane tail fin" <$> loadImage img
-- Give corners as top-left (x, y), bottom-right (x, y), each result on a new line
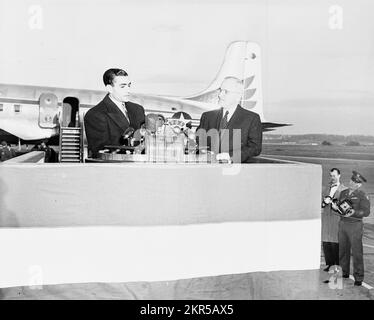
top-left (185, 41), bottom-right (265, 121)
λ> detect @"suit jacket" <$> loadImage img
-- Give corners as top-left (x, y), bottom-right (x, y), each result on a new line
top-left (321, 183), bottom-right (346, 242)
top-left (84, 94), bottom-right (145, 158)
top-left (196, 105), bottom-right (262, 162)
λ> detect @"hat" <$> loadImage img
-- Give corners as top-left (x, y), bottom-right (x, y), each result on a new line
top-left (351, 170), bottom-right (367, 183)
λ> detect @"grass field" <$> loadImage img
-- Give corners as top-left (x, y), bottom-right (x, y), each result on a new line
top-left (262, 144), bottom-right (374, 225)
top-left (262, 144), bottom-right (374, 193)
top-left (262, 144), bottom-right (374, 161)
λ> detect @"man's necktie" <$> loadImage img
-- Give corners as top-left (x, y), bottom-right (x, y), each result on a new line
top-left (219, 110), bottom-right (229, 131)
top-left (329, 184), bottom-right (338, 197)
top-left (121, 102), bottom-right (129, 123)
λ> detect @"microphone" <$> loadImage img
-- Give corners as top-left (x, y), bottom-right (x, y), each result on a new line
top-left (123, 127), bottom-right (135, 139)
top-left (122, 127), bottom-right (135, 146)
top-left (145, 114), bottom-right (165, 133)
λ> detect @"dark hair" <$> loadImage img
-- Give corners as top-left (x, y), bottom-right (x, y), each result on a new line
top-left (330, 168), bottom-right (341, 175)
top-left (103, 68), bottom-right (128, 86)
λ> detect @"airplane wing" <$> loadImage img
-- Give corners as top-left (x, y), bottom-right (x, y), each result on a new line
top-left (0, 116), bottom-right (58, 141)
top-left (262, 122), bottom-right (291, 132)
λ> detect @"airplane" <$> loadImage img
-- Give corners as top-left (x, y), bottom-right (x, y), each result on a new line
top-left (0, 41), bottom-right (289, 145)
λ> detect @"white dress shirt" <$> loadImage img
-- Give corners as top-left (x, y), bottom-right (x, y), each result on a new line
top-left (217, 105), bottom-right (238, 159)
top-left (222, 105), bottom-right (238, 123)
top-left (109, 96), bottom-right (129, 122)
top-left (329, 182), bottom-right (340, 198)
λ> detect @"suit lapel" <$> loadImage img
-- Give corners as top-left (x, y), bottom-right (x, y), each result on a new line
top-left (214, 108), bottom-right (223, 130)
top-left (335, 184), bottom-right (346, 198)
top-left (220, 105), bottom-right (243, 140)
top-left (125, 102), bottom-right (135, 127)
top-left (104, 95), bottom-right (130, 129)
top-left (225, 105), bottom-right (242, 130)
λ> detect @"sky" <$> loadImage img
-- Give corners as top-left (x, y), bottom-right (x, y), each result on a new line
top-left (0, 0), bottom-right (373, 135)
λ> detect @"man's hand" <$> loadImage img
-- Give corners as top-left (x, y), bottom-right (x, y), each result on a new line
top-left (216, 152), bottom-right (231, 162)
top-left (345, 209), bottom-right (355, 217)
top-left (322, 196), bottom-right (332, 208)
top-left (331, 201), bottom-right (339, 211)
top-left (134, 144), bottom-right (145, 154)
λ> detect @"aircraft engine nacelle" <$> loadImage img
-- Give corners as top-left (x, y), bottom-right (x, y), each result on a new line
top-left (39, 93), bottom-right (59, 128)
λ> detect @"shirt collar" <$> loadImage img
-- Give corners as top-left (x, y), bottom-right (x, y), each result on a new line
top-left (222, 105), bottom-right (237, 116)
top-left (109, 95), bottom-right (125, 110)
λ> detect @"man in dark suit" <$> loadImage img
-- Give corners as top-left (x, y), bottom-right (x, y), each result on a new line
top-left (196, 77), bottom-right (262, 163)
top-left (84, 68), bottom-right (145, 158)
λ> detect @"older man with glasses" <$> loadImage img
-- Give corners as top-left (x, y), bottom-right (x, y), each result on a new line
top-left (195, 76), bottom-right (262, 163)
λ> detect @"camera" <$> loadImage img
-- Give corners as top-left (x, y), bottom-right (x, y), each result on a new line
top-left (337, 199), bottom-right (354, 217)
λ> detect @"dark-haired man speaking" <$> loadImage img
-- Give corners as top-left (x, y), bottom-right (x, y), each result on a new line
top-left (84, 68), bottom-right (145, 158)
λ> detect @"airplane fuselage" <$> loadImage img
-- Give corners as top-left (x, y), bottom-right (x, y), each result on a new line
top-left (0, 42), bottom-right (289, 143)
top-left (0, 83), bottom-right (206, 142)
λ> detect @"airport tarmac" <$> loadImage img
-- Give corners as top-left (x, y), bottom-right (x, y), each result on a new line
top-left (1, 267), bottom-right (373, 300)
top-left (263, 149), bottom-right (374, 293)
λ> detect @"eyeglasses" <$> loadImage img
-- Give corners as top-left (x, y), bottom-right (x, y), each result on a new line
top-left (218, 88), bottom-right (242, 94)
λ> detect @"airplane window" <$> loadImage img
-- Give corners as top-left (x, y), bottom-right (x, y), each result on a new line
top-left (0, 104), bottom-right (3, 111)
top-left (14, 104), bottom-right (21, 112)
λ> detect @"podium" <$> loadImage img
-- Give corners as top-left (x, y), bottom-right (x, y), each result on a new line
top-left (0, 158), bottom-right (322, 296)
